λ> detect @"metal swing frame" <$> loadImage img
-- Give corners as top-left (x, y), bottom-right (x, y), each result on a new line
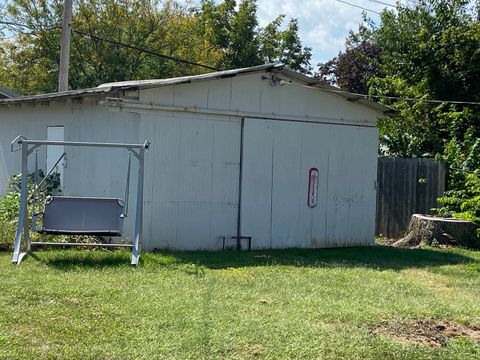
top-left (10, 136), bottom-right (149, 266)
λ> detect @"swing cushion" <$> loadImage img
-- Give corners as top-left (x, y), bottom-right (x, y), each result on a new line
top-left (40, 196), bottom-right (124, 236)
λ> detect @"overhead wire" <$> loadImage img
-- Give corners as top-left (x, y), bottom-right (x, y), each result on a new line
top-left (363, 0), bottom-right (396, 8)
top-left (335, 0), bottom-right (416, 14)
top-left (72, 29), bottom-right (220, 71)
top-left (327, 89), bottom-right (480, 106)
top-left (0, 20), bottom-right (221, 71)
top-left (350, 94), bottom-right (480, 106)
top-left (335, 0), bottom-right (381, 14)
top-left (3, 9), bottom-right (479, 107)
top-left (285, 80), bottom-right (480, 106)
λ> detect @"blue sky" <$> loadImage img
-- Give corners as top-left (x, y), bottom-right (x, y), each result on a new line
top-left (3, 0), bottom-right (478, 68)
top-left (255, 0), bottom-right (398, 66)
top-left (181, 0), bottom-right (406, 68)
top-left (7, 0), bottom-right (472, 70)
top-left (0, 0), bottom-right (436, 69)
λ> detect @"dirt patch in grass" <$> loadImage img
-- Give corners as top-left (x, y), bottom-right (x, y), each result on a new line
top-left (232, 344), bottom-right (267, 358)
top-left (372, 320), bottom-right (480, 347)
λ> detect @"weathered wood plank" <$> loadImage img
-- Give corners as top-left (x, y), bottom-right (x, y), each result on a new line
top-left (375, 157), bottom-right (446, 239)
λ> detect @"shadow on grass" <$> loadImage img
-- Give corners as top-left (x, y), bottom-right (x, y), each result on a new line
top-left (24, 245), bottom-right (479, 271)
top-left (29, 250), bottom-right (132, 270)
top-left (149, 246), bottom-right (479, 271)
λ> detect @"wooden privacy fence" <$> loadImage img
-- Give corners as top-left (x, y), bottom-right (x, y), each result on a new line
top-left (375, 158), bottom-right (446, 239)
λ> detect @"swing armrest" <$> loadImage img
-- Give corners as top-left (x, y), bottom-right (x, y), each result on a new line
top-left (31, 212), bottom-right (44, 232)
top-left (11, 135), bottom-right (26, 152)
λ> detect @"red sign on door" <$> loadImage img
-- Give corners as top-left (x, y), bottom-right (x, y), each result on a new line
top-left (307, 168), bottom-right (319, 208)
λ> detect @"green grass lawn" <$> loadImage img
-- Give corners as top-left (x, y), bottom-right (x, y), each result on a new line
top-left (0, 246), bottom-right (479, 359)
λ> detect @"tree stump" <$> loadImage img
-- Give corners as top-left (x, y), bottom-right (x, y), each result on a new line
top-left (392, 214), bottom-right (479, 248)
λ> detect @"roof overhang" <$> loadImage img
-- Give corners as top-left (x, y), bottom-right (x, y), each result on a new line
top-left (0, 87), bottom-right (20, 99)
top-left (0, 64), bottom-right (395, 115)
top-left (271, 67), bottom-right (394, 115)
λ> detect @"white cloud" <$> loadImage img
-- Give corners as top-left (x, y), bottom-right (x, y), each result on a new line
top-left (183, 0), bottom-right (406, 68)
top-left (256, 0), bottom-right (392, 67)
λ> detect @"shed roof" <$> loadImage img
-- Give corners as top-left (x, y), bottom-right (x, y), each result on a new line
top-left (0, 87), bottom-right (19, 99)
top-left (0, 64), bottom-right (393, 114)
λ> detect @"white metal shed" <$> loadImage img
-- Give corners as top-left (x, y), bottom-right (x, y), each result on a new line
top-left (0, 64), bottom-right (391, 251)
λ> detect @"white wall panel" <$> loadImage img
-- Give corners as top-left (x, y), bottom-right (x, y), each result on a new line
top-left (138, 72), bottom-right (381, 125)
top-left (0, 141), bottom-right (8, 194)
top-left (231, 76), bottom-right (261, 113)
top-left (0, 100), bottom-right (141, 244)
top-left (0, 69), bottom-right (381, 251)
top-left (138, 112), bottom-right (156, 250)
top-left (269, 121), bottom-right (303, 248)
top-left (350, 126), bottom-right (378, 245)
top-left (139, 112), bottom-right (240, 250)
top-left (241, 118), bottom-right (376, 249)
top-left (240, 120), bottom-right (274, 248)
top-left (325, 125), bottom-right (355, 247)
top-left (297, 123), bottom-right (331, 247)
top-left (206, 78), bottom-right (232, 110)
top-left (325, 125), bottom-right (378, 247)
top-left (173, 82), bottom-right (209, 108)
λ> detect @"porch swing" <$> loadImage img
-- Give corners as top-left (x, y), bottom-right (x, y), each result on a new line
top-left (31, 150), bottom-right (131, 237)
top-left (10, 135), bottom-right (149, 266)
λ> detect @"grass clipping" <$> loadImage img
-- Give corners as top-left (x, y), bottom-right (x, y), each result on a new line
top-left (372, 320), bottom-right (480, 347)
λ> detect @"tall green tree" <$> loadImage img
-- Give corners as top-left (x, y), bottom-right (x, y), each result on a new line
top-left (196, 0), bottom-right (235, 69)
top-left (227, 0), bottom-right (260, 68)
top-left (318, 0), bottom-right (480, 223)
top-left (197, 0), bottom-right (261, 69)
top-left (371, 0), bottom-right (480, 157)
top-left (1, 0), bottom-right (313, 94)
top-left (259, 16), bottom-right (312, 74)
top-left (0, 0), bottom-right (222, 94)
top-left (318, 0), bottom-right (480, 157)
top-left (317, 25), bottom-right (380, 93)
top-left (279, 19), bottom-right (312, 73)
top-left (197, 0), bottom-right (312, 72)
top-left (258, 14), bottom-right (283, 64)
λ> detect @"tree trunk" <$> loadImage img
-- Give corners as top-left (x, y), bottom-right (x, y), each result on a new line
top-left (392, 214), bottom-right (478, 248)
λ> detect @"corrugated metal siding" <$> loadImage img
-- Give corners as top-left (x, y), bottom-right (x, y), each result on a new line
top-left (140, 73), bottom-right (380, 126)
top-left (0, 101), bottom-right (141, 243)
top-left (325, 126), bottom-right (378, 247)
top-left (297, 122), bottom-right (331, 247)
top-left (139, 111), bottom-right (240, 250)
top-left (240, 118), bottom-right (376, 249)
top-left (240, 119), bottom-right (274, 248)
top-left (0, 70), bottom-right (381, 251)
top-left (0, 143), bottom-right (8, 194)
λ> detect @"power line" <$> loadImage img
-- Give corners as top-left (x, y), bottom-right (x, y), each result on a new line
top-left (6, 18), bottom-right (478, 107)
top-left (73, 30), bottom-right (220, 71)
top-left (363, 0), bottom-right (396, 8)
top-left (323, 87), bottom-right (480, 106)
top-left (0, 20), bottom-right (221, 71)
top-left (335, 0), bottom-right (381, 14)
top-left (286, 80), bottom-right (480, 106)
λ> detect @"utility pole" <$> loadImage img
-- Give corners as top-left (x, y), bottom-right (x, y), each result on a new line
top-left (58, 0), bottom-right (72, 92)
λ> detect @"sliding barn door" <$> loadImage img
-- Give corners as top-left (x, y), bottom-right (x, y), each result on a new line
top-left (240, 118), bottom-right (330, 249)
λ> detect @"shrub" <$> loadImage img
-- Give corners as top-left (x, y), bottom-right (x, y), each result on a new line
top-left (437, 135), bottom-right (480, 246)
top-left (0, 172), bottom-right (60, 251)
top-left (438, 174), bottom-right (480, 222)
